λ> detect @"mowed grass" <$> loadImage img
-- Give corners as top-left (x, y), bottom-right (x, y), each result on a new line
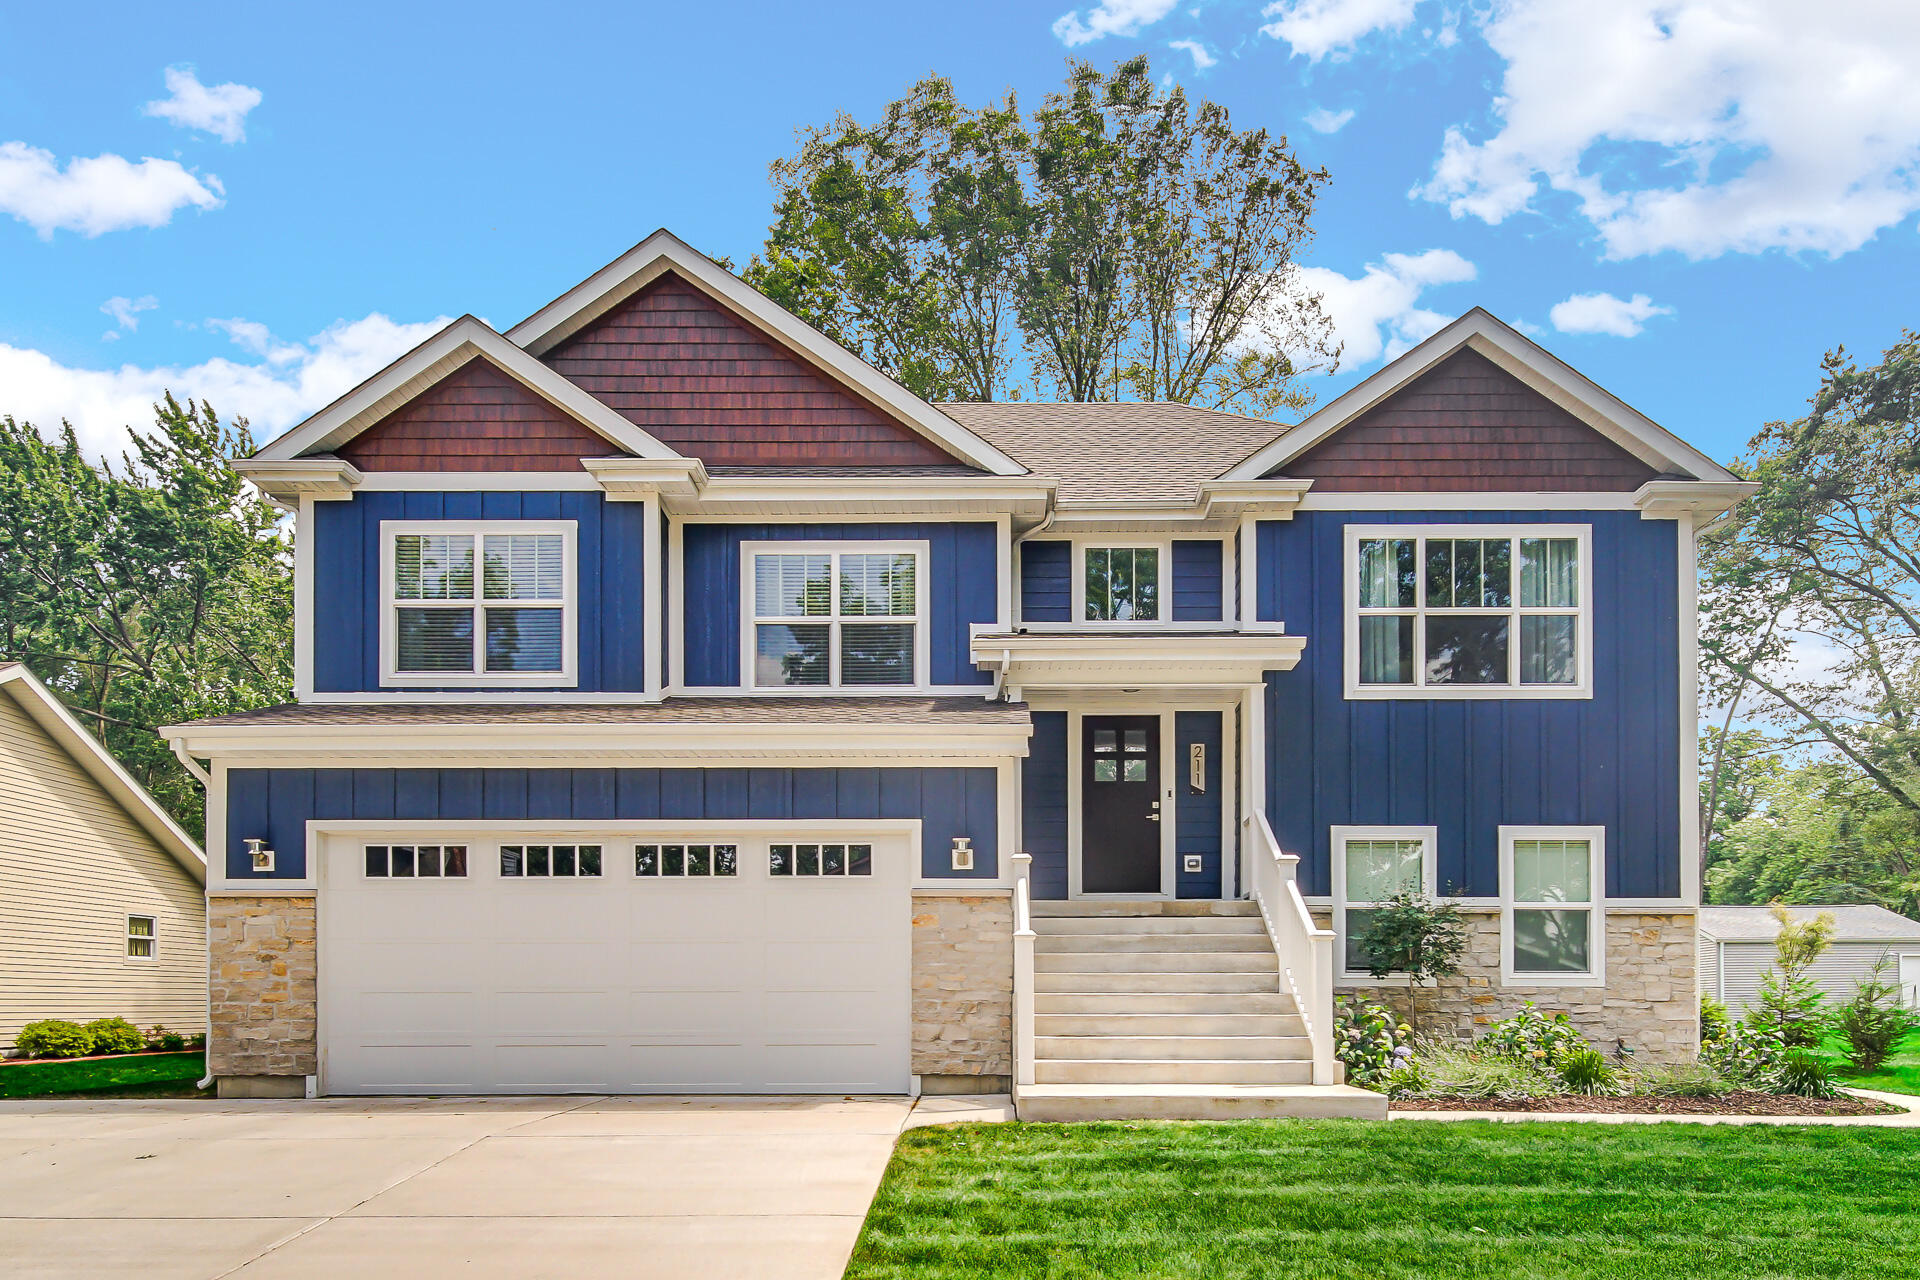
top-left (847, 1119), bottom-right (1920, 1279)
top-left (1821, 1029), bottom-right (1920, 1097)
top-left (0, 1052), bottom-right (203, 1099)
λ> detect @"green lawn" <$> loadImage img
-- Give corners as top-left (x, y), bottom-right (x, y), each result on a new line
top-left (847, 1120), bottom-right (1920, 1279)
top-left (0, 1052), bottom-right (204, 1099)
top-left (1819, 1029), bottom-right (1920, 1097)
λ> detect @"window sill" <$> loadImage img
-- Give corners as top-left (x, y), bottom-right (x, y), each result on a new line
top-left (1345, 684), bottom-right (1592, 701)
top-left (1499, 972), bottom-right (1604, 988)
top-left (382, 674), bottom-right (577, 689)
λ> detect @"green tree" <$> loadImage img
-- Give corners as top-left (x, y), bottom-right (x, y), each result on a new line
top-left (1353, 889), bottom-right (1469, 1034)
top-left (747, 56), bottom-right (1337, 411)
top-left (1747, 904), bottom-right (1835, 1048)
top-left (0, 398), bottom-right (291, 836)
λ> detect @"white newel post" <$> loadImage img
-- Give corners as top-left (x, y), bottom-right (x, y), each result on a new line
top-left (1010, 852), bottom-right (1036, 1089)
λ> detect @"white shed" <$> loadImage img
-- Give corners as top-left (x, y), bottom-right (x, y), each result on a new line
top-left (1698, 905), bottom-right (1920, 1015)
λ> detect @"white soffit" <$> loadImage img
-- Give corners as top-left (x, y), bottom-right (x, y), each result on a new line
top-left (1219, 308), bottom-right (1738, 485)
top-left (504, 228), bottom-right (1029, 477)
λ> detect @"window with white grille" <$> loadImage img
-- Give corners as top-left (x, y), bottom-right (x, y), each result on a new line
top-left (382, 521), bottom-right (576, 685)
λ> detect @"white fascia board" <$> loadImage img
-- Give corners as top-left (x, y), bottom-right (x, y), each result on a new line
top-left (675, 475), bottom-right (1055, 523)
top-left (0, 667), bottom-right (205, 879)
top-left (504, 229), bottom-right (1029, 477)
top-left (246, 316), bottom-right (683, 464)
top-left (1219, 309), bottom-right (1740, 485)
top-left (1633, 479), bottom-right (1760, 521)
top-left (970, 630), bottom-right (1306, 688)
top-left (228, 457), bottom-right (363, 507)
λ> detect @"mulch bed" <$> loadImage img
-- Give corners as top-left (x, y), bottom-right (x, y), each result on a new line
top-left (0, 1049), bottom-right (195, 1067)
top-left (1392, 1091), bottom-right (1903, 1117)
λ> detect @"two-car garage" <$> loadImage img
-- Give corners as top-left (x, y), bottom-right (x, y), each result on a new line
top-left (314, 823), bottom-right (912, 1095)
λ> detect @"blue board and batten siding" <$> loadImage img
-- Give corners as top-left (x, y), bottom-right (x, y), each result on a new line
top-left (681, 523), bottom-right (996, 687)
top-left (225, 766), bottom-right (999, 881)
top-left (312, 491), bottom-right (649, 693)
top-left (1175, 711), bottom-right (1224, 898)
top-left (1259, 510), bottom-right (1681, 901)
top-left (1017, 539), bottom-right (1222, 623)
top-left (1171, 542), bottom-right (1224, 622)
top-left (1018, 543), bottom-right (1072, 623)
top-left (1021, 712), bottom-right (1070, 898)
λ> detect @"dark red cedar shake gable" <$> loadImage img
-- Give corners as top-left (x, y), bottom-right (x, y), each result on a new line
top-left (336, 357), bottom-right (617, 472)
top-left (542, 274), bottom-right (967, 468)
top-left (1277, 349), bottom-right (1660, 492)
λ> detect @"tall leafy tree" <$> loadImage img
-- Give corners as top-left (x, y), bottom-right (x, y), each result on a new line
top-left (748, 57), bottom-right (1338, 411)
top-left (0, 398), bottom-right (291, 836)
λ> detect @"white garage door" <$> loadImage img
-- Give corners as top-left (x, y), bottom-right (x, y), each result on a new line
top-left (317, 825), bottom-right (912, 1095)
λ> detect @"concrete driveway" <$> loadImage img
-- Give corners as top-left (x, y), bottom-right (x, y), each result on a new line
top-left (0, 1095), bottom-right (914, 1279)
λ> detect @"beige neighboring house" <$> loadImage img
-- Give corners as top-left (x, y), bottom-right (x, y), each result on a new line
top-left (0, 664), bottom-right (205, 1053)
top-left (1698, 904), bottom-right (1920, 1015)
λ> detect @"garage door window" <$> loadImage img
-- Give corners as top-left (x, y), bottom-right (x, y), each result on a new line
top-left (500, 844), bottom-right (603, 877)
top-left (635, 843), bottom-right (739, 877)
top-left (364, 844), bottom-right (468, 878)
top-left (770, 842), bottom-right (873, 877)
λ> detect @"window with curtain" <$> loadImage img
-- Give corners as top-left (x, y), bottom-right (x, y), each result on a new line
top-left (387, 523), bottom-right (573, 682)
top-left (1353, 529), bottom-right (1583, 693)
top-left (1504, 831), bottom-right (1601, 982)
top-left (1337, 832), bottom-right (1432, 975)
top-left (750, 548), bottom-right (920, 688)
top-left (1084, 546), bottom-right (1160, 622)
top-left (125, 915), bottom-right (156, 959)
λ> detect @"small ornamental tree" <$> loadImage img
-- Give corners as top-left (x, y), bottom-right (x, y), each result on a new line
top-left (1834, 953), bottom-right (1919, 1071)
top-left (1748, 904), bottom-right (1835, 1047)
top-left (1354, 889), bottom-right (1469, 1033)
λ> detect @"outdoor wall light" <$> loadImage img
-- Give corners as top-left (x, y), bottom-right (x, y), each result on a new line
top-left (950, 836), bottom-right (974, 872)
top-left (245, 838), bottom-right (275, 873)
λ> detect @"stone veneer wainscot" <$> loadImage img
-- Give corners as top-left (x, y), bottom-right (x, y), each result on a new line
top-left (911, 892), bottom-right (1013, 1091)
top-left (208, 895), bottom-right (316, 1096)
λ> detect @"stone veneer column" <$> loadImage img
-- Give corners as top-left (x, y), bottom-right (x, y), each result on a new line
top-left (208, 895), bottom-right (317, 1097)
top-left (1314, 909), bottom-right (1699, 1060)
top-left (911, 892), bottom-right (1013, 1092)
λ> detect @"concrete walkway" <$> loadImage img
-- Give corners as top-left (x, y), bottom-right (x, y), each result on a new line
top-left (0, 1095), bottom-right (913, 1280)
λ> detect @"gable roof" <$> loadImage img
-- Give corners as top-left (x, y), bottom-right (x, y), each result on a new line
top-left (246, 316), bottom-right (684, 464)
top-left (506, 229), bottom-right (1027, 476)
top-left (1698, 905), bottom-right (1920, 944)
top-left (0, 665), bottom-right (204, 882)
top-left (941, 402), bottom-right (1288, 504)
top-left (1221, 308), bottom-right (1742, 485)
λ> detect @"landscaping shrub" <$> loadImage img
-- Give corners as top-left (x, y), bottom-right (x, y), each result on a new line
top-left (1778, 1048), bottom-right (1839, 1099)
top-left (1477, 1002), bottom-right (1589, 1067)
top-left (1699, 993), bottom-right (1731, 1046)
top-left (1389, 1042), bottom-right (1555, 1102)
top-left (145, 1024), bottom-right (189, 1053)
top-left (1557, 1046), bottom-right (1621, 1096)
top-left (1350, 890), bottom-right (1469, 1033)
top-left (1333, 998), bottom-right (1410, 1086)
top-left (1832, 955), bottom-right (1918, 1072)
top-left (1635, 1060), bottom-right (1739, 1098)
top-left (1748, 905), bottom-right (1835, 1048)
top-left (1703, 1022), bottom-right (1789, 1087)
top-left (83, 1017), bottom-right (144, 1055)
top-left (14, 1020), bottom-right (93, 1059)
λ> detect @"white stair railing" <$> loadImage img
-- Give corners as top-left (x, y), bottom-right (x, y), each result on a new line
top-left (1247, 811), bottom-right (1337, 1086)
top-left (1010, 851), bottom-right (1036, 1089)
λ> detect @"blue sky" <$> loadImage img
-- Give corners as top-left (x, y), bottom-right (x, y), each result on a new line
top-left (3, 0), bottom-right (1916, 464)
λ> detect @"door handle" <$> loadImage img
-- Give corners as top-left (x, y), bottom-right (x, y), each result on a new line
top-left (1146, 813), bottom-right (1161, 822)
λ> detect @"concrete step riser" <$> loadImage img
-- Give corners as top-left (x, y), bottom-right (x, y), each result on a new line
top-left (1036, 934), bottom-right (1272, 954)
top-left (1031, 902), bottom-right (1261, 918)
top-left (1035, 1035), bottom-right (1312, 1062)
top-left (1016, 1092), bottom-right (1389, 1122)
top-left (1034, 1013), bottom-right (1308, 1038)
top-left (1032, 916), bottom-right (1269, 936)
top-left (1034, 992), bottom-right (1299, 1015)
top-left (1036, 952), bottom-right (1277, 973)
top-left (1034, 1059), bottom-right (1315, 1085)
top-left (1034, 972), bottom-right (1281, 994)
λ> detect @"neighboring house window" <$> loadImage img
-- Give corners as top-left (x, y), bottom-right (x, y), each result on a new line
top-left (381, 521), bottom-right (576, 686)
top-left (1083, 546), bottom-right (1160, 622)
top-left (636, 843), bottom-right (738, 877)
top-left (364, 844), bottom-right (469, 878)
top-left (1500, 826), bottom-right (1605, 986)
top-left (770, 842), bottom-right (874, 876)
top-left (126, 915), bottom-right (156, 959)
top-left (500, 844), bottom-right (604, 877)
top-left (746, 545), bottom-right (925, 688)
top-left (1346, 526), bottom-right (1589, 697)
top-left (1330, 826), bottom-right (1436, 979)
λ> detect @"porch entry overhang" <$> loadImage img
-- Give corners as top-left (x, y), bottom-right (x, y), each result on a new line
top-left (970, 629), bottom-right (1305, 698)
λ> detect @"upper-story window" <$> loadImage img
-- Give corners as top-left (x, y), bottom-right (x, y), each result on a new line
top-left (381, 521), bottom-right (577, 686)
top-left (744, 543), bottom-right (927, 688)
top-left (1345, 525), bottom-right (1590, 699)
top-left (1082, 545), bottom-right (1161, 622)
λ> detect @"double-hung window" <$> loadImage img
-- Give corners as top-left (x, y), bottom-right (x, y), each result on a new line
top-left (1332, 827), bottom-right (1436, 979)
top-left (1347, 526), bottom-right (1588, 697)
top-left (746, 544), bottom-right (925, 688)
top-left (126, 915), bottom-right (156, 960)
top-left (1082, 546), bottom-right (1160, 622)
top-left (382, 521), bottom-right (576, 686)
top-left (1500, 827), bottom-right (1604, 986)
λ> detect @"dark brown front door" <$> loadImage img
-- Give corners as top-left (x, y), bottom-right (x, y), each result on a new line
top-left (1082, 715), bottom-right (1161, 894)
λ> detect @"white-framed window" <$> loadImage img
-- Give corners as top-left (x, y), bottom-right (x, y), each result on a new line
top-left (770, 842), bottom-right (874, 876)
top-left (1330, 826), bottom-right (1437, 980)
top-left (742, 542), bottom-right (928, 689)
top-left (1079, 544), bottom-right (1163, 622)
top-left (363, 844), bottom-right (469, 878)
top-left (1499, 826), bottom-right (1605, 986)
top-left (636, 843), bottom-right (738, 877)
top-left (380, 520), bottom-right (577, 687)
top-left (499, 843), bottom-right (604, 877)
top-left (1344, 525), bottom-right (1591, 699)
top-left (126, 914), bottom-right (156, 960)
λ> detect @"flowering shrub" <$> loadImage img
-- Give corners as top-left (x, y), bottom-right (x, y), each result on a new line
top-left (1333, 998), bottom-right (1410, 1086)
top-left (1476, 1002), bottom-right (1590, 1066)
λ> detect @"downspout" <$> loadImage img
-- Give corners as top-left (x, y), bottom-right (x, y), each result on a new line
top-left (172, 737), bottom-right (217, 1092)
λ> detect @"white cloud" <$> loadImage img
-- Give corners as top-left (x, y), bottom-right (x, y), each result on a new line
top-left (205, 316), bottom-right (307, 364)
top-left (1413, 0), bottom-right (1920, 259)
top-left (0, 313), bottom-right (451, 460)
top-left (1168, 38), bottom-right (1217, 69)
top-left (1053, 0), bottom-right (1178, 46)
top-left (1548, 291), bottom-right (1673, 338)
top-left (0, 142), bottom-right (221, 239)
top-left (1260, 0), bottom-right (1418, 60)
top-left (1305, 106), bottom-right (1356, 134)
top-left (143, 66), bottom-right (262, 145)
top-left (100, 295), bottom-right (158, 339)
top-left (1295, 248), bottom-right (1477, 367)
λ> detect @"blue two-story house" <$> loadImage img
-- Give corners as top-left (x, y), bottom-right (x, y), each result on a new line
top-left (166, 230), bottom-right (1751, 1117)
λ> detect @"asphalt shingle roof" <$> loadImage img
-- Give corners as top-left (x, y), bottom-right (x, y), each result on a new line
top-left (1697, 904), bottom-right (1920, 942)
top-left (172, 697), bottom-right (1029, 729)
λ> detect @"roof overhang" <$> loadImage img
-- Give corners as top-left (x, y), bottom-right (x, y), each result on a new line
top-left (677, 474), bottom-right (1056, 528)
top-left (1042, 480), bottom-right (1313, 535)
top-left (228, 457), bottom-right (364, 508)
top-left (1221, 308), bottom-right (1741, 485)
top-left (1633, 479), bottom-right (1760, 522)
top-left (971, 629), bottom-right (1305, 694)
top-left (506, 229), bottom-right (1030, 477)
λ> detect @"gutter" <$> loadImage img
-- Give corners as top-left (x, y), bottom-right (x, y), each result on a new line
top-left (173, 737), bottom-right (217, 1092)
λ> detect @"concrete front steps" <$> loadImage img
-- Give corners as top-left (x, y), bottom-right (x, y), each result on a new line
top-left (1020, 901), bottom-right (1385, 1122)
